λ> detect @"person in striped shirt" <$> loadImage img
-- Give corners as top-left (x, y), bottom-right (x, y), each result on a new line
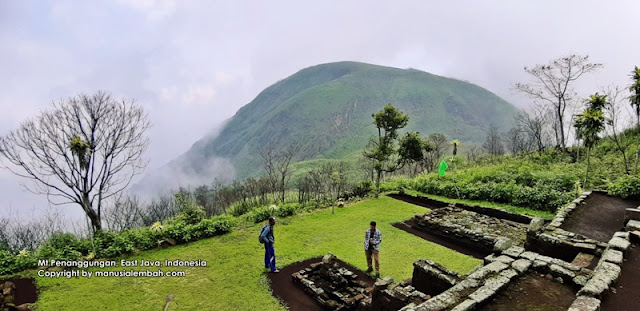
top-left (364, 221), bottom-right (382, 278)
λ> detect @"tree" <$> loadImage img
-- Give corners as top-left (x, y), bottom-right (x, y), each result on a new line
top-left (482, 125), bottom-right (504, 156)
top-left (424, 133), bottom-right (447, 172)
top-left (503, 127), bottom-right (529, 155)
top-left (603, 85), bottom-right (632, 174)
top-left (398, 132), bottom-right (426, 176)
top-left (514, 105), bottom-right (548, 153)
top-left (630, 66), bottom-right (640, 126)
top-left (0, 92), bottom-right (150, 233)
top-left (515, 54), bottom-right (602, 148)
top-left (275, 143), bottom-right (301, 203)
top-left (363, 104), bottom-right (409, 190)
top-left (574, 93), bottom-right (607, 185)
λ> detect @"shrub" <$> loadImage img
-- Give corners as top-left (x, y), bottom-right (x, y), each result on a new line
top-left (608, 175), bottom-right (640, 198)
top-left (37, 232), bottom-right (85, 261)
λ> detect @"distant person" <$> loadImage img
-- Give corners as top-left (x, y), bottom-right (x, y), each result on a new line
top-left (259, 216), bottom-right (279, 273)
top-left (364, 221), bottom-right (382, 278)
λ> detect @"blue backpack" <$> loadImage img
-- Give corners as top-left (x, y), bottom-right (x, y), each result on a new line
top-left (258, 225), bottom-right (268, 244)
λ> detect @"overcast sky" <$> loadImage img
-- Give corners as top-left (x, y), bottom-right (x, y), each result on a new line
top-left (1, 0), bottom-right (639, 223)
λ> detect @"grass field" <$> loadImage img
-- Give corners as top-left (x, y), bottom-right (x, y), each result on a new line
top-left (33, 196), bottom-right (481, 310)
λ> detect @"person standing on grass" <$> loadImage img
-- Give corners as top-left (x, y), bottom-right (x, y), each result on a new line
top-left (260, 216), bottom-right (279, 273)
top-left (364, 221), bottom-right (382, 278)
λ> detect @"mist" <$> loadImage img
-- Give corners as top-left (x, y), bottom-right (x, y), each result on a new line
top-left (1, 0), bottom-right (639, 226)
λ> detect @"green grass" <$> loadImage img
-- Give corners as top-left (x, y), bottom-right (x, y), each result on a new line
top-left (403, 189), bottom-right (556, 220)
top-left (34, 196), bottom-right (481, 311)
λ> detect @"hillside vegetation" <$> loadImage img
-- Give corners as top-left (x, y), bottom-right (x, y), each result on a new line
top-left (33, 197), bottom-right (480, 311)
top-left (178, 61), bottom-right (518, 179)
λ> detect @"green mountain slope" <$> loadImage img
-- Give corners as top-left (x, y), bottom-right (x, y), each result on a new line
top-left (185, 61), bottom-right (519, 179)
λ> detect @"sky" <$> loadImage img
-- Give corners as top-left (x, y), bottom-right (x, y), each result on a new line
top-left (1, 0), bottom-right (639, 224)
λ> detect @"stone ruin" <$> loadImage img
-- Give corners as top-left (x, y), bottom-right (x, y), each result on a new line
top-left (379, 191), bottom-right (640, 310)
top-left (292, 191), bottom-right (640, 310)
top-left (292, 253), bottom-right (373, 310)
top-left (0, 280), bottom-right (33, 311)
top-left (412, 206), bottom-right (529, 256)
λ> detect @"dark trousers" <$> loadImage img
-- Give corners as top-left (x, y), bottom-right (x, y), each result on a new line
top-left (264, 243), bottom-right (276, 271)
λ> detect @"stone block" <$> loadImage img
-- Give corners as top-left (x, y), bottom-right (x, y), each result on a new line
top-left (614, 231), bottom-right (630, 239)
top-left (528, 217), bottom-right (545, 232)
top-left (568, 296), bottom-right (601, 311)
top-left (495, 255), bottom-right (515, 264)
top-left (608, 237), bottom-right (631, 252)
top-left (626, 219), bottom-right (640, 231)
top-left (502, 246), bottom-right (525, 258)
top-left (519, 251), bottom-right (539, 262)
top-left (602, 249), bottom-right (624, 265)
top-left (549, 264), bottom-right (576, 280)
top-left (493, 237), bottom-right (513, 252)
top-left (451, 299), bottom-right (476, 311)
top-left (511, 259), bottom-right (532, 273)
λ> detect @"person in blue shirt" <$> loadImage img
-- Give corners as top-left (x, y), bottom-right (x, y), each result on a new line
top-left (364, 221), bottom-right (382, 278)
top-left (260, 216), bottom-right (279, 272)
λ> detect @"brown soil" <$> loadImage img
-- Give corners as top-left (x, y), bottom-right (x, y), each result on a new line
top-left (392, 220), bottom-right (489, 259)
top-left (477, 273), bottom-right (577, 311)
top-left (560, 192), bottom-right (640, 242)
top-left (0, 278), bottom-right (38, 305)
top-left (601, 243), bottom-right (640, 311)
top-left (267, 257), bottom-right (375, 311)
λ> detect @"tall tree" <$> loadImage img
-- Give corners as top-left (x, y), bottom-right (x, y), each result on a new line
top-left (515, 54), bottom-right (602, 148)
top-left (0, 92), bottom-right (150, 233)
top-left (630, 66), bottom-right (640, 126)
top-left (574, 93), bottom-right (607, 185)
top-left (363, 104), bottom-right (409, 190)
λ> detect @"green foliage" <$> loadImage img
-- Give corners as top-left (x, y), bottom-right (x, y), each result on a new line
top-left (0, 249), bottom-right (38, 276)
top-left (180, 61), bottom-right (518, 180)
top-left (246, 203), bottom-right (304, 223)
top-left (608, 175), bottom-right (640, 198)
top-left (38, 232), bottom-right (87, 261)
top-left (174, 193), bottom-right (206, 225)
top-left (34, 197), bottom-right (481, 311)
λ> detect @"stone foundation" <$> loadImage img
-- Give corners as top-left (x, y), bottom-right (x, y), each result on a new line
top-left (411, 260), bottom-right (461, 296)
top-left (371, 278), bottom-right (429, 311)
top-left (0, 280), bottom-right (33, 311)
top-left (292, 253), bottom-right (373, 310)
top-left (412, 206), bottom-right (529, 255)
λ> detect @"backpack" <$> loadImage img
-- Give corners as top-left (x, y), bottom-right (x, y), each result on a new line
top-left (258, 225), bottom-right (268, 244)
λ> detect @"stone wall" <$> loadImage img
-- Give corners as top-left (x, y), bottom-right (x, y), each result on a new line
top-left (411, 259), bottom-right (461, 296)
top-left (412, 206), bottom-right (529, 255)
top-left (371, 278), bottom-right (429, 311)
top-left (292, 253), bottom-right (373, 310)
top-left (0, 280), bottom-right (32, 311)
top-left (525, 191), bottom-right (608, 261)
top-left (397, 246), bottom-right (593, 311)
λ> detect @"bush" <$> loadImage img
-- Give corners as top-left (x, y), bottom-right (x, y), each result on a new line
top-left (246, 203), bottom-right (303, 223)
top-left (349, 180), bottom-right (373, 198)
top-left (37, 232), bottom-right (85, 261)
top-left (608, 175), bottom-right (640, 198)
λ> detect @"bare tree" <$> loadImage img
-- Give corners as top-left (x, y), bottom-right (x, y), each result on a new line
top-left (424, 133), bottom-right (447, 172)
top-left (0, 92), bottom-right (150, 233)
top-left (603, 85), bottom-right (633, 174)
top-left (482, 125), bottom-right (504, 156)
top-left (503, 127), bottom-right (529, 155)
top-left (515, 54), bottom-right (602, 148)
top-left (514, 105), bottom-right (548, 153)
top-left (276, 143), bottom-right (301, 202)
top-left (103, 194), bottom-right (144, 231)
top-left (466, 145), bottom-right (481, 163)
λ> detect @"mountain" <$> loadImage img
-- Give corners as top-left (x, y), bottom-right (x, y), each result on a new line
top-left (147, 61), bottom-right (519, 189)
